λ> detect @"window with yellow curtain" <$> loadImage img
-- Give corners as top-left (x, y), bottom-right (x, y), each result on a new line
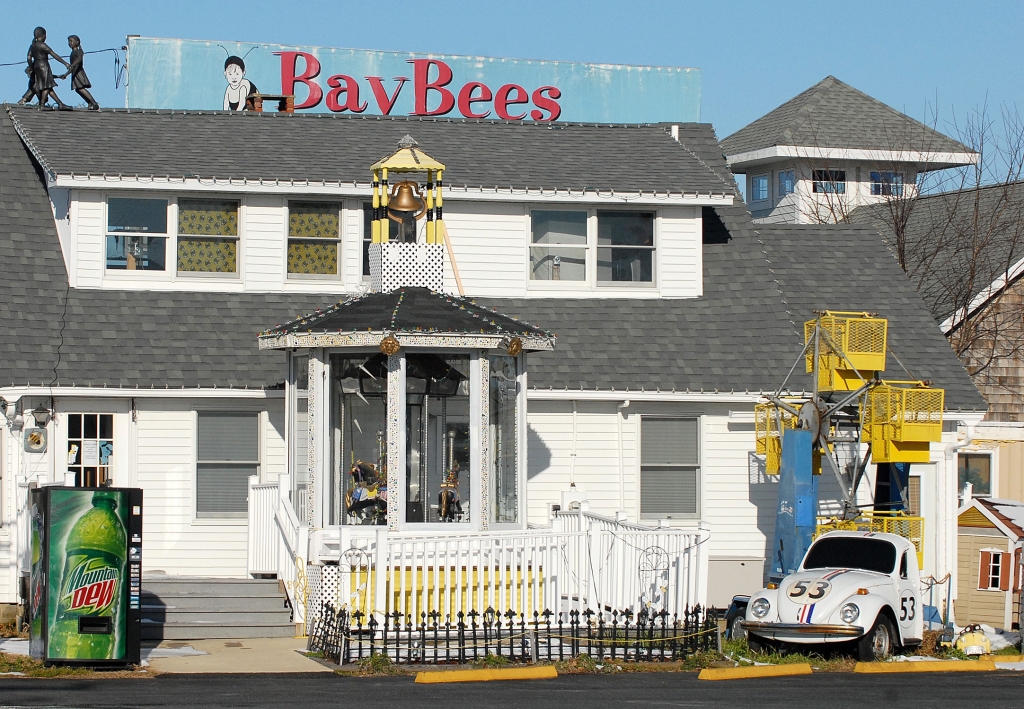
top-left (177, 198), bottom-right (240, 274)
top-left (288, 202), bottom-right (341, 276)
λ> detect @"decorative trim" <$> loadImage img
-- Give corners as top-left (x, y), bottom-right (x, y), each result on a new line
top-left (260, 331), bottom-right (554, 352)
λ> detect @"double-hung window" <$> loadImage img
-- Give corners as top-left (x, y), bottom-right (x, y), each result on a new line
top-left (598, 211), bottom-right (655, 284)
top-left (196, 411), bottom-right (259, 518)
top-left (177, 199), bottom-right (240, 275)
top-left (530, 210), bottom-right (588, 281)
top-left (812, 170), bottom-right (846, 194)
top-left (106, 198), bottom-right (168, 271)
top-left (750, 174), bottom-right (769, 202)
top-left (640, 417), bottom-right (700, 519)
top-left (288, 202), bottom-right (342, 276)
top-left (870, 171), bottom-right (904, 196)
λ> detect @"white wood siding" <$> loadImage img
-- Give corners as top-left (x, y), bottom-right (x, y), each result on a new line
top-left (74, 190), bottom-right (105, 288)
top-left (443, 202), bottom-right (528, 297)
top-left (658, 206), bottom-right (702, 298)
top-left (243, 195), bottom-right (286, 292)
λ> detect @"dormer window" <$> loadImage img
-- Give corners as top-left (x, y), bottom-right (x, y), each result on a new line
top-left (177, 198), bottom-right (240, 275)
top-left (530, 210), bottom-right (587, 281)
top-left (287, 201), bottom-right (341, 277)
top-left (598, 211), bottom-right (655, 284)
top-left (105, 197), bottom-right (168, 271)
top-left (778, 170), bottom-right (795, 197)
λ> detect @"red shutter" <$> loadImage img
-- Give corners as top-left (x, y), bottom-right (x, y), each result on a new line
top-left (1015, 548), bottom-right (1022, 593)
top-left (1000, 552), bottom-right (1012, 592)
top-left (979, 550), bottom-right (992, 589)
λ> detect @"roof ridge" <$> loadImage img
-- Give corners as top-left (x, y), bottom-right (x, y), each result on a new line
top-left (778, 75), bottom-right (836, 146)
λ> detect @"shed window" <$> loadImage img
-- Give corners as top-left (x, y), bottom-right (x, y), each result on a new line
top-left (106, 198), bottom-right (168, 271)
top-left (979, 550), bottom-right (1010, 591)
top-left (640, 418), bottom-right (699, 519)
top-left (177, 199), bottom-right (240, 274)
top-left (288, 202), bottom-right (341, 276)
top-left (196, 412), bottom-right (259, 517)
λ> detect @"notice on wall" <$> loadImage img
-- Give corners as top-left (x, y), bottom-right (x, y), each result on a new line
top-left (82, 440), bottom-right (99, 467)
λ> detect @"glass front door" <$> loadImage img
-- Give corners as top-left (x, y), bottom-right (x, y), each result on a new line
top-left (331, 354), bottom-right (389, 525)
top-left (405, 355), bottom-right (471, 524)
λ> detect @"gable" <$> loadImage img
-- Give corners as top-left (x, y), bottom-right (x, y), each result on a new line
top-left (959, 507), bottom-right (998, 529)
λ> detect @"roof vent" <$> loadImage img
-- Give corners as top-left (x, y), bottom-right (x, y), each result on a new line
top-left (398, 134), bottom-right (419, 149)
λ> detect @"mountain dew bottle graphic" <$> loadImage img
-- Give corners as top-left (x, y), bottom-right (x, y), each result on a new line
top-left (49, 491), bottom-right (126, 660)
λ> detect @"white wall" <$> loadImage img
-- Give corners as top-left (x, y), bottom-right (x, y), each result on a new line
top-left (67, 190), bottom-right (705, 300)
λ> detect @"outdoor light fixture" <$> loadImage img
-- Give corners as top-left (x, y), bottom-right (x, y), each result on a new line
top-left (32, 405), bottom-right (52, 427)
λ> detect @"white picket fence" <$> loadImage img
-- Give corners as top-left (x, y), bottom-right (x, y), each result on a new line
top-left (248, 481), bottom-right (709, 625)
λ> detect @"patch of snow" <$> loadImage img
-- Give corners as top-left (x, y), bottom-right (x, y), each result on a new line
top-left (995, 661), bottom-right (1024, 671)
top-left (979, 624), bottom-right (1019, 651)
top-left (893, 655), bottom-right (943, 662)
top-left (0, 639), bottom-right (29, 656)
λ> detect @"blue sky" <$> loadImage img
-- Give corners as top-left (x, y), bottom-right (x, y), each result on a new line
top-left (3, 0), bottom-right (1022, 142)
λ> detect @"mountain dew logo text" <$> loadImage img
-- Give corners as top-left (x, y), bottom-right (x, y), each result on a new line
top-left (62, 559), bottom-right (119, 613)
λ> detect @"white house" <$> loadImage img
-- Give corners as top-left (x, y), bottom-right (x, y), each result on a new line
top-left (0, 105), bottom-right (985, 632)
top-left (721, 76), bottom-right (977, 224)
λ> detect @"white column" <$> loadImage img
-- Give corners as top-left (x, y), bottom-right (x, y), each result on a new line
top-left (476, 354), bottom-right (489, 530)
top-left (386, 353), bottom-right (404, 531)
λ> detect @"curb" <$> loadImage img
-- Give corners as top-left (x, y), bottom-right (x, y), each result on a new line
top-left (698, 664), bottom-right (813, 681)
top-left (414, 665), bottom-right (558, 684)
top-left (854, 660), bottom-right (997, 674)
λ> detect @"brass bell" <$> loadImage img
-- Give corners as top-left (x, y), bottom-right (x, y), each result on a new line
top-left (388, 181), bottom-right (427, 220)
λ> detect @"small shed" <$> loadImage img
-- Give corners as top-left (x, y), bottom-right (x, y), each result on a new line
top-left (956, 497), bottom-right (1024, 629)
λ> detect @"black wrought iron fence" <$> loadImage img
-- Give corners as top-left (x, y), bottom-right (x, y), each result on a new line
top-left (307, 603), bottom-right (720, 665)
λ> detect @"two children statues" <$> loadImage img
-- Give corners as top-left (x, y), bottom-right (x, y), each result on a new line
top-left (18, 27), bottom-right (99, 110)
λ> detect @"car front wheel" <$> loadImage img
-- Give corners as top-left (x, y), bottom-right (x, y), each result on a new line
top-left (857, 615), bottom-right (896, 662)
top-left (729, 614), bottom-right (747, 641)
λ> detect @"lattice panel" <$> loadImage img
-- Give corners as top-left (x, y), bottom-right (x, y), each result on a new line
top-left (369, 243), bottom-right (444, 293)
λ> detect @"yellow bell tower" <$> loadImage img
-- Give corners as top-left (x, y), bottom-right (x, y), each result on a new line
top-left (370, 134), bottom-right (447, 245)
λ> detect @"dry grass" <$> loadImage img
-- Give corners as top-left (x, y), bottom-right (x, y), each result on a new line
top-left (0, 651), bottom-right (150, 679)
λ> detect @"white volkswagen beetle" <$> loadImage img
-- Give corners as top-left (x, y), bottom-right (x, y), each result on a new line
top-left (742, 531), bottom-right (923, 661)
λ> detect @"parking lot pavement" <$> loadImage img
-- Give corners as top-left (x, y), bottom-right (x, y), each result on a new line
top-left (1, 670), bottom-right (1024, 708)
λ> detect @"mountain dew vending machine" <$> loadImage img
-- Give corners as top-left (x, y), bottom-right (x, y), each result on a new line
top-left (28, 487), bottom-right (143, 666)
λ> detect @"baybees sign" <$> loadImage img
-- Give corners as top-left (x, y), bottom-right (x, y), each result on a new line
top-left (278, 53), bottom-right (562, 121)
top-left (126, 37), bottom-right (701, 124)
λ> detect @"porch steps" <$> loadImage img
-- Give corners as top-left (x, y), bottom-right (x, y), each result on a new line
top-left (141, 577), bottom-right (295, 640)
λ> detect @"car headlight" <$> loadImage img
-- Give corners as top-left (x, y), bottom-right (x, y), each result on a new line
top-left (840, 603), bottom-right (860, 624)
top-left (751, 598), bottom-right (771, 619)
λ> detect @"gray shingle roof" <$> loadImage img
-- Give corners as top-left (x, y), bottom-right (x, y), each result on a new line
top-left (721, 76), bottom-right (972, 157)
top-left (0, 109), bottom-right (984, 411)
top-left (6, 106), bottom-right (736, 197)
top-left (850, 182), bottom-right (1024, 323)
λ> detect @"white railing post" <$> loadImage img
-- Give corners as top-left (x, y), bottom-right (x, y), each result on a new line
top-left (697, 521), bottom-right (711, 610)
top-left (246, 475), bottom-right (258, 576)
top-left (374, 526), bottom-right (389, 620)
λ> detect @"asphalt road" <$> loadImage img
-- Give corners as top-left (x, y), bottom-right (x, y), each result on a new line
top-left (1, 672), bottom-right (1024, 708)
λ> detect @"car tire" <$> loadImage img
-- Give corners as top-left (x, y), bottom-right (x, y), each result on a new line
top-left (747, 635), bottom-right (765, 654)
top-left (857, 615), bottom-right (896, 662)
top-left (729, 614), bottom-right (747, 641)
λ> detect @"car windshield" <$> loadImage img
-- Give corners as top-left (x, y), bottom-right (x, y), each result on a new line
top-left (802, 537), bottom-right (897, 575)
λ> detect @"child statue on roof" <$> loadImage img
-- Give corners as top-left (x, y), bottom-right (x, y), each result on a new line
top-left (60, 35), bottom-right (100, 110)
top-left (18, 27), bottom-right (71, 109)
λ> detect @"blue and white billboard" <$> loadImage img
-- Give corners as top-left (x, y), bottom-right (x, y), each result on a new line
top-left (125, 37), bottom-right (700, 123)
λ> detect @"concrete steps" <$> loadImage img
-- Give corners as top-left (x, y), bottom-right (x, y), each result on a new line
top-left (141, 577), bottom-right (296, 640)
